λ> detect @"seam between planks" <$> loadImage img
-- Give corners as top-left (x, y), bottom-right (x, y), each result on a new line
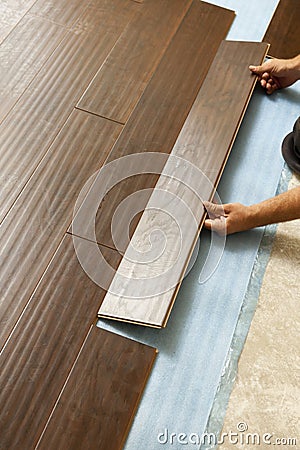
top-left (34, 324), bottom-right (94, 449)
top-left (0, 231), bottom-right (70, 354)
top-left (66, 230), bottom-right (126, 255)
top-left (0, 17), bottom-right (69, 127)
top-left (0, 0), bottom-right (40, 45)
top-left (75, 106), bottom-right (125, 125)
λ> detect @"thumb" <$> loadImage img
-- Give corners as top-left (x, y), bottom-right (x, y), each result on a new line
top-left (249, 60), bottom-right (274, 75)
top-left (249, 63), bottom-right (268, 75)
top-left (203, 201), bottom-right (226, 217)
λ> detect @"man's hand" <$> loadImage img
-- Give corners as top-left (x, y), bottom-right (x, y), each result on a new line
top-left (204, 187), bottom-right (300, 235)
top-left (203, 201), bottom-right (254, 235)
top-left (249, 55), bottom-right (300, 94)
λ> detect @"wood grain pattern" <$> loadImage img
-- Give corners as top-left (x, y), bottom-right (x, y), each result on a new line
top-left (29, 0), bottom-right (89, 27)
top-left (77, 0), bottom-right (192, 123)
top-left (36, 326), bottom-right (157, 450)
top-left (0, 1), bottom-right (137, 224)
top-left (98, 41), bottom-right (269, 327)
top-left (0, 0), bottom-right (37, 44)
top-left (0, 235), bottom-right (123, 449)
top-left (70, 0), bottom-right (235, 252)
top-left (70, 2), bottom-right (138, 35)
top-left (0, 14), bottom-right (66, 123)
top-left (0, 110), bottom-right (122, 348)
top-left (263, 0), bottom-right (300, 58)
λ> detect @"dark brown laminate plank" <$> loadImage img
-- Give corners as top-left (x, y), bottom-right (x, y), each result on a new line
top-left (0, 1), bottom-right (138, 224)
top-left (77, 0), bottom-right (192, 124)
top-left (0, 235), bottom-right (124, 449)
top-left (0, 13), bottom-right (66, 123)
top-left (0, 109), bottom-right (122, 348)
top-left (263, 0), bottom-right (300, 58)
top-left (70, 0), bottom-right (235, 252)
top-left (98, 41), bottom-right (270, 328)
top-left (36, 325), bottom-right (157, 450)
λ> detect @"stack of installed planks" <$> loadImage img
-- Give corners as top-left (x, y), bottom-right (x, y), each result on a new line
top-left (0, 0), bottom-right (296, 448)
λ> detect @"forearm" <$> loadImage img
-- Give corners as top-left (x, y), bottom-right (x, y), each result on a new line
top-left (246, 186), bottom-right (300, 228)
top-left (286, 54), bottom-right (300, 80)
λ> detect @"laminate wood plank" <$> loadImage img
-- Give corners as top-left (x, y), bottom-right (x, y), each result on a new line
top-left (70, 0), bottom-right (235, 252)
top-left (36, 325), bottom-right (157, 450)
top-left (0, 110), bottom-right (122, 348)
top-left (0, 1), bottom-right (137, 224)
top-left (89, 0), bottom-right (142, 11)
top-left (29, 0), bottom-right (89, 28)
top-left (77, 0), bottom-right (193, 124)
top-left (70, 1), bottom-right (138, 35)
top-left (98, 41), bottom-right (270, 328)
top-left (0, 0), bottom-right (37, 44)
top-left (0, 13), bottom-right (66, 123)
top-left (0, 235), bottom-right (124, 449)
top-left (263, 0), bottom-right (300, 58)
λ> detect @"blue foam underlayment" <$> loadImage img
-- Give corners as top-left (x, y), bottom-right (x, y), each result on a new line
top-left (97, 1), bottom-right (300, 449)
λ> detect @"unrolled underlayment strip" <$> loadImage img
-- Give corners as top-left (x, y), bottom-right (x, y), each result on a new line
top-left (98, 40), bottom-right (269, 327)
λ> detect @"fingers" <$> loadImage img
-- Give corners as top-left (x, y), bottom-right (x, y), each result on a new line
top-left (204, 216), bottom-right (227, 236)
top-left (261, 78), bottom-right (279, 94)
top-left (251, 70), bottom-right (280, 94)
top-left (249, 61), bottom-right (282, 94)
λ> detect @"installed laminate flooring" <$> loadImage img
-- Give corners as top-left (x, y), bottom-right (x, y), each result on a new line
top-left (29, 0), bottom-right (89, 27)
top-left (0, 1), bottom-right (264, 447)
top-left (0, 110), bottom-right (122, 348)
top-left (77, 0), bottom-right (192, 124)
top-left (36, 326), bottom-right (157, 450)
top-left (98, 41), bottom-right (269, 328)
top-left (0, 0), bottom-right (36, 44)
top-left (264, 0), bottom-right (300, 58)
top-left (0, 13), bottom-right (66, 123)
top-left (0, 0), bottom-right (138, 224)
top-left (0, 235), bottom-right (122, 449)
top-left (70, 0), bottom-right (235, 252)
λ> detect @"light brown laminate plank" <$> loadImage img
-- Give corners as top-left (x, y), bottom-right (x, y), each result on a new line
top-left (77, 0), bottom-right (193, 124)
top-left (28, 0), bottom-right (89, 27)
top-left (0, 1), bottom-right (138, 224)
top-left (0, 0), bottom-right (37, 44)
top-left (0, 14), bottom-right (66, 123)
top-left (98, 41), bottom-right (270, 327)
top-left (0, 235), bottom-right (123, 449)
top-left (263, 0), bottom-right (300, 58)
top-left (0, 109), bottom-right (122, 348)
top-left (36, 325), bottom-right (157, 450)
top-left (70, 0), bottom-right (235, 252)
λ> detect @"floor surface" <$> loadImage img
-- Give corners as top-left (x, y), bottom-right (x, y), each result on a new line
top-left (219, 173), bottom-right (300, 450)
top-left (99, 1), bottom-right (300, 448)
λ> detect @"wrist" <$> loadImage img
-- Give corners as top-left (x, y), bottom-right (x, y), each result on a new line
top-left (246, 204), bottom-right (264, 229)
